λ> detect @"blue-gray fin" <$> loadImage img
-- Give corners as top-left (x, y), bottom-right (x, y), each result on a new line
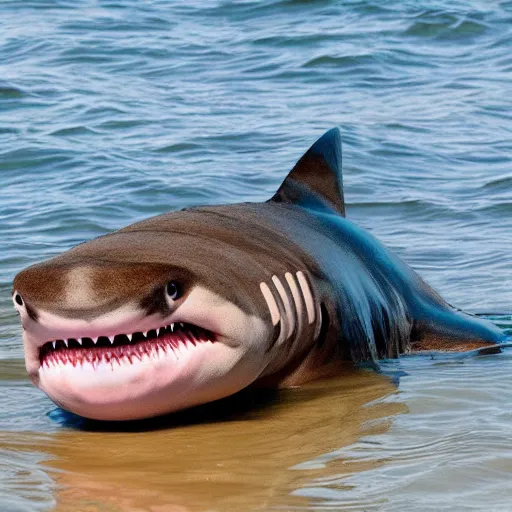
top-left (269, 128), bottom-right (345, 216)
top-left (411, 306), bottom-right (507, 351)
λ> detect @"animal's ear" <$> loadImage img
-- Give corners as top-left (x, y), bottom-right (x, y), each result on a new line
top-left (269, 128), bottom-right (345, 216)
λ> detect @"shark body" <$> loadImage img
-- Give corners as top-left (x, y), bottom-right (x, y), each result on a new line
top-left (13, 129), bottom-right (506, 420)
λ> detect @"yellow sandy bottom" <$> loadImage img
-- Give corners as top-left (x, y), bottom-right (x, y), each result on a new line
top-left (1, 367), bottom-right (404, 512)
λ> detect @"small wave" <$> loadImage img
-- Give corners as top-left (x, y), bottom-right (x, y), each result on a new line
top-left (97, 119), bottom-right (150, 131)
top-left (0, 85), bottom-right (26, 99)
top-left (482, 176), bottom-right (512, 191)
top-left (276, 0), bottom-right (331, 6)
top-left (49, 126), bottom-right (100, 137)
top-left (0, 148), bottom-right (76, 173)
top-left (82, 106), bottom-right (127, 119)
top-left (156, 142), bottom-right (203, 154)
top-left (252, 33), bottom-right (343, 48)
top-left (404, 15), bottom-right (488, 40)
top-left (302, 54), bottom-right (375, 69)
top-left (475, 202), bottom-right (512, 214)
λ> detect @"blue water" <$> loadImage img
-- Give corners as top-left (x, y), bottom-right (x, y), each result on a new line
top-left (1, 1), bottom-right (511, 510)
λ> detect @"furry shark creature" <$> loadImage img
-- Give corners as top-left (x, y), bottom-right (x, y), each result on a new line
top-left (12, 128), bottom-right (506, 420)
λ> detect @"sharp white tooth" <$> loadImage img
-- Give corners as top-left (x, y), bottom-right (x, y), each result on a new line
top-left (52, 341), bottom-right (56, 349)
top-left (127, 333), bottom-right (133, 342)
top-left (64, 340), bottom-right (68, 347)
top-left (170, 323), bottom-right (175, 332)
top-left (179, 323), bottom-right (184, 328)
top-left (142, 331), bottom-right (147, 337)
top-left (92, 337), bottom-right (98, 344)
top-left (78, 338), bottom-right (83, 345)
top-left (156, 328), bottom-right (160, 336)
top-left (108, 336), bottom-right (114, 344)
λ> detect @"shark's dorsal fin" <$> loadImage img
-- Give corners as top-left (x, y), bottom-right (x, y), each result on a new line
top-left (270, 128), bottom-right (345, 216)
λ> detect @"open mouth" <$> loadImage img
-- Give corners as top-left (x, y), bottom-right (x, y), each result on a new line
top-left (39, 323), bottom-right (215, 369)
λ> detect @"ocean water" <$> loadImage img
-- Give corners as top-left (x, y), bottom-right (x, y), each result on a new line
top-left (1, 0), bottom-right (511, 511)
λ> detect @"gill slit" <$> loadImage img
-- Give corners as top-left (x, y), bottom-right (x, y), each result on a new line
top-left (272, 275), bottom-right (295, 340)
top-left (285, 272), bottom-right (304, 340)
top-left (261, 270), bottom-right (320, 351)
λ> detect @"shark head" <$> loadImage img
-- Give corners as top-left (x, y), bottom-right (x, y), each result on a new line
top-left (13, 243), bottom-right (275, 421)
top-left (12, 129), bottom-right (344, 421)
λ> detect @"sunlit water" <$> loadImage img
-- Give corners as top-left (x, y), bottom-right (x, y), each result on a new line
top-left (1, 0), bottom-right (511, 510)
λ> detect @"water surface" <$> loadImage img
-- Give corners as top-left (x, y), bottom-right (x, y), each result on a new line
top-left (1, 0), bottom-right (511, 510)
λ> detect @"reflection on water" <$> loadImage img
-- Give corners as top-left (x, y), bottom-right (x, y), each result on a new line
top-left (0, 367), bottom-right (401, 511)
top-left (4, 327), bottom-right (512, 512)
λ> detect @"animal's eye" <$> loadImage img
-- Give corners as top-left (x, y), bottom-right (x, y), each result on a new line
top-left (166, 281), bottom-right (181, 301)
top-left (14, 293), bottom-right (23, 307)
